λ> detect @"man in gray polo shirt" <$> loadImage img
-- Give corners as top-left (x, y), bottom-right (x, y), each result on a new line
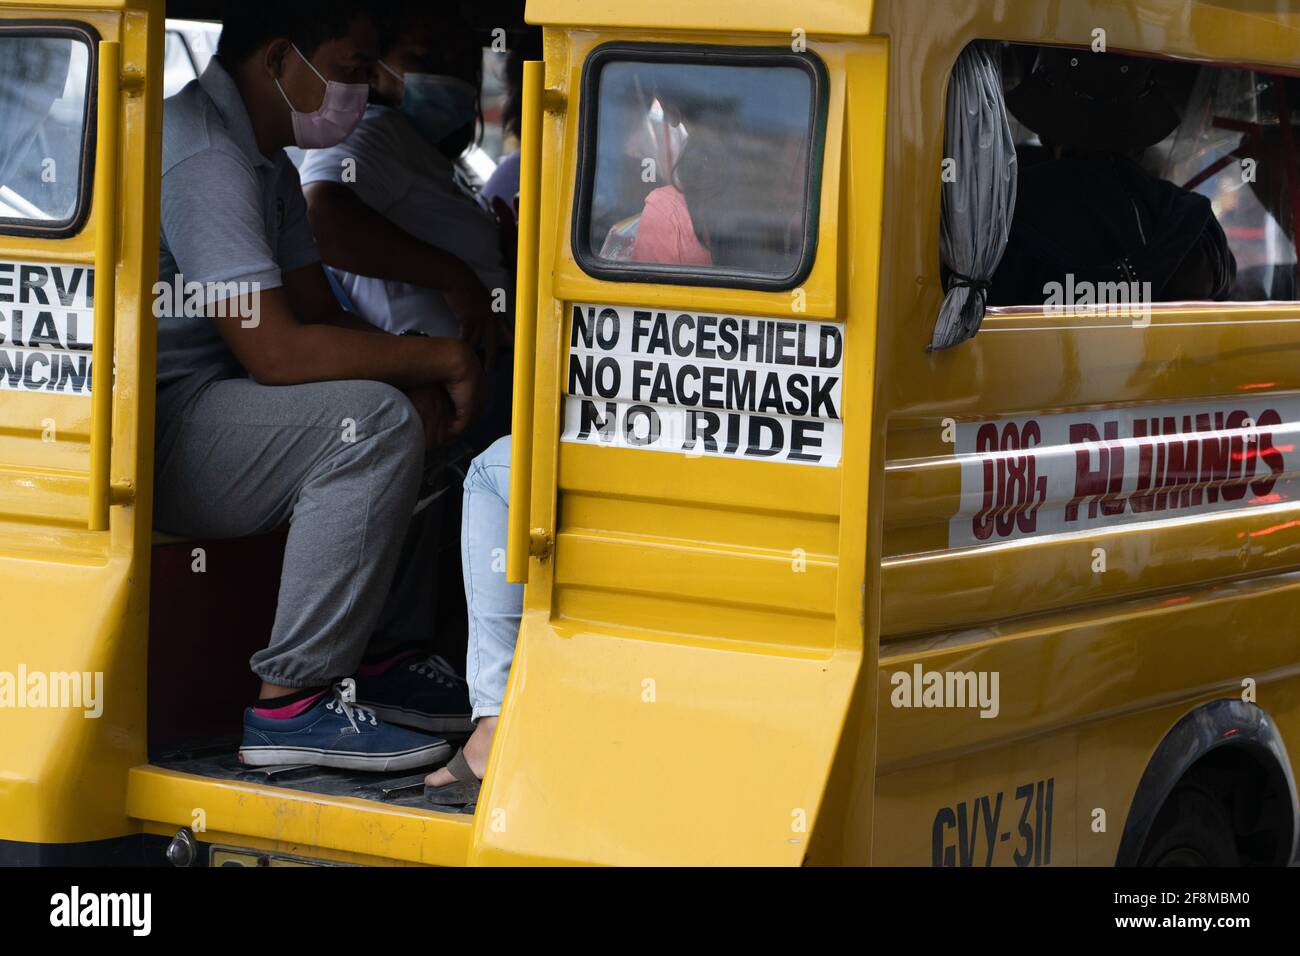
top-left (154, 0), bottom-right (486, 771)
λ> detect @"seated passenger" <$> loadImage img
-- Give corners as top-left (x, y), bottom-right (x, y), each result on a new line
top-left (988, 48), bottom-right (1236, 306)
top-left (300, 3), bottom-right (511, 368)
top-left (629, 92), bottom-right (728, 267)
top-left (632, 170), bottom-right (715, 266)
top-left (155, 0), bottom-right (485, 771)
top-left (626, 84), bottom-right (807, 274)
top-left (424, 435), bottom-right (516, 804)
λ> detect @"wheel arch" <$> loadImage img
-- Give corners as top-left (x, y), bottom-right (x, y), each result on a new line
top-left (1115, 698), bottom-right (1299, 866)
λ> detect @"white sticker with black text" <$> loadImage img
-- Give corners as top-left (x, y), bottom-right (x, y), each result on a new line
top-left (562, 303), bottom-right (844, 467)
top-left (0, 260), bottom-right (95, 396)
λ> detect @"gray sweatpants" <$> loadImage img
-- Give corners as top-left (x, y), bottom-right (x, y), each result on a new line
top-left (154, 376), bottom-right (430, 688)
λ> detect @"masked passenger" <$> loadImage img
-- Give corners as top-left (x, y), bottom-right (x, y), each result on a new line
top-left (988, 48), bottom-right (1236, 307)
top-left (300, 1), bottom-right (512, 426)
top-left (156, 0), bottom-right (486, 771)
top-left (421, 433), bottom-right (515, 806)
top-left (628, 86), bottom-right (739, 268)
top-left (628, 82), bottom-right (807, 274)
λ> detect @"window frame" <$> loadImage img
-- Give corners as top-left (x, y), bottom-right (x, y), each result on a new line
top-left (571, 41), bottom-right (830, 292)
top-left (0, 20), bottom-right (101, 241)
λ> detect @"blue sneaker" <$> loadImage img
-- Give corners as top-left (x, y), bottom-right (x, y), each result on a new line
top-left (355, 653), bottom-right (473, 734)
top-left (239, 684), bottom-right (451, 771)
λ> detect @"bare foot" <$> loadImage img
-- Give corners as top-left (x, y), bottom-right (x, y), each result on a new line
top-left (426, 716), bottom-right (497, 787)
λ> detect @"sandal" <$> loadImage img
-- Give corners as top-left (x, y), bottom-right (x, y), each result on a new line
top-left (424, 748), bottom-right (482, 806)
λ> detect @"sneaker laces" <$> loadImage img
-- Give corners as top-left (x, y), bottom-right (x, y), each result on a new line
top-left (326, 684), bottom-right (378, 732)
top-left (409, 654), bottom-right (467, 688)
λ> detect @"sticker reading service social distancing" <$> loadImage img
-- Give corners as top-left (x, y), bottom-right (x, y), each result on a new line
top-left (562, 303), bottom-right (845, 467)
top-left (0, 261), bottom-right (95, 396)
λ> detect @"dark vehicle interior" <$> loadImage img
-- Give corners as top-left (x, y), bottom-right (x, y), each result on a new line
top-left (147, 0), bottom-right (531, 809)
top-left (992, 42), bottom-right (1300, 306)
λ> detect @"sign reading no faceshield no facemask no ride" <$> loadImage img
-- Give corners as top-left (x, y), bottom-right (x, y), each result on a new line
top-left (562, 303), bottom-right (845, 467)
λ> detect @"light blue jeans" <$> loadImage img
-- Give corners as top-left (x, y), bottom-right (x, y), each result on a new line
top-left (461, 436), bottom-right (523, 720)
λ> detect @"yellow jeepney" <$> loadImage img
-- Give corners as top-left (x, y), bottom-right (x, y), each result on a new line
top-left (1, 0), bottom-right (1299, 866)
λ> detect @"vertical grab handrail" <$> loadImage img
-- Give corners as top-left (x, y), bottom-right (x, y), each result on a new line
top-left (88, 41), bottom-right (120, 532)
top-left (506, 59), bottom-right (544, 583)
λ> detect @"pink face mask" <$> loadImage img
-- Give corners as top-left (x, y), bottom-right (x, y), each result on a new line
top-left (275, 44), bottom-right (368, 149)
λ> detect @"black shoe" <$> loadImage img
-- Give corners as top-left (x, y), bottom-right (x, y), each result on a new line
top-left (355, 654), bottom-right (473, 734)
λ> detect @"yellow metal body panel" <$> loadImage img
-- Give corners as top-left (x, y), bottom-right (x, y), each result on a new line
top-left (865, 0), bottom-right (1300, 865)
top-left (526, 0), bottom-right (875, 37)
top-left (126, 767), bottom-right (473, 867)
top-left (0, 0), bottom-right (162, 847)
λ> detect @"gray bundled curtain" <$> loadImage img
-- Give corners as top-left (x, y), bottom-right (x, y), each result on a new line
top-left (930, 41), bottom-right (1017, 351)
top-left (0, 38), bottom-right (72, 190)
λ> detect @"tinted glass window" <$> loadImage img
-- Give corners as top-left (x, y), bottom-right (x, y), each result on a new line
top-left (1160, 67), bottom-right (1300, 301)
top-left (578, 49), bottom-right (823, 287)
top-left (977, 42), bottom-right (1300, 309)
top-left (0, 35), bottom-right (91, 230)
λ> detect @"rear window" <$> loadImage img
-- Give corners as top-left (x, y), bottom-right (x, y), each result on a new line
top-left (0, 27), bottom-right (96, 237)
top-left (574, 44), bottom-right (827, 290)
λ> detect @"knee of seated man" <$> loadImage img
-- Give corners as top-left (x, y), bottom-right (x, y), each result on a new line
top-left (351, 381), bottom-right (424, 462)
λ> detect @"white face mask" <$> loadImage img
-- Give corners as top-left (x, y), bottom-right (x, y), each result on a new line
top-left (275, 44), bottom-right (369, 149)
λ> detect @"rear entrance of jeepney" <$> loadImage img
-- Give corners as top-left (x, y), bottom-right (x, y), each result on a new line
top-left (0, 0), bottom-right (886, 866)
top-left (14, 0), bottom-right (1300, 870)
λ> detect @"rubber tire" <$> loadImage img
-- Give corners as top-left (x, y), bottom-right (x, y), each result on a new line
top-left (1137, 773), bottom-right (1240, 867)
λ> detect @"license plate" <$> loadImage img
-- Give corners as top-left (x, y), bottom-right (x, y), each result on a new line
top-left (208, 845), bottom-right (344, 867)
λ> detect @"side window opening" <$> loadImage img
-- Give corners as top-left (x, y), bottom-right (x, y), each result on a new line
top-left (0, 29), bottom-right (94, 235)
top-left (574, 44), bottom-right (827, 290)
top-left (938, 41), bottom-right (1300, 347)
